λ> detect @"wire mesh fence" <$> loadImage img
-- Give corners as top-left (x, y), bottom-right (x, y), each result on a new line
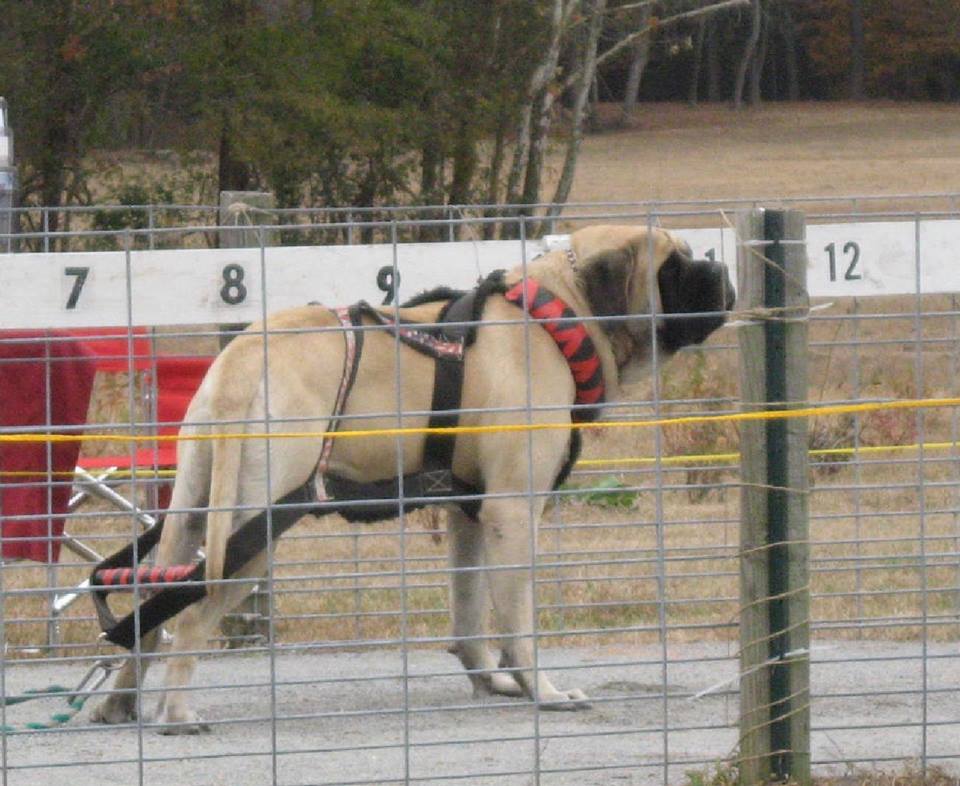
top-left (0, 203), bottom-right (958, 786)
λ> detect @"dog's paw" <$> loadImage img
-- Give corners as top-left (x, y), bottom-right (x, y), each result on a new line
top-left (89, 694), bottom-right (137, 725)
top-left (155, 708), bottom-right (211, 735)
top-left (488, 672), bottom-right (524, 698)
top-left (470, 671), bottom-right (525, 701)
top-left (538, 688), bottom-right (591, 711)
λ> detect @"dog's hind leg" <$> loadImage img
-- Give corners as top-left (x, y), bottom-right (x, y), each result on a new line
top-left (479, 496), bottom-right (590, 711)
top-left (91, 437), bottom-right (211, 725)
top-left (154, 423), bottom-right (320, 734)
top-left (154, 549), bottom-right (269, 734)
top-left (446, 508), bottom-right (523, 699)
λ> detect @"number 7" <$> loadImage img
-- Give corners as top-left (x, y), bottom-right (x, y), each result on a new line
top-left (64, 266), bottom-right (89, 309)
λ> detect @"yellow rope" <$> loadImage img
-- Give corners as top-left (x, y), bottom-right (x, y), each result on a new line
top-left (2, 435), bottom-right (956, 479)
top-left (577, 437), bottom-right (960, 468)
top-left (2, 395), bottom-right (959, 447)
top-left (4, 409), bottom-right (958, 480)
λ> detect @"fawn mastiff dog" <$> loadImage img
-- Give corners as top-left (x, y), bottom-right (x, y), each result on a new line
top-left (91, 224), bottom-right (734, 732)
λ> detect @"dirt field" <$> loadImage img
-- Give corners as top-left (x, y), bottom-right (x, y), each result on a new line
top-left (562, 101), bottom-right (960, 204)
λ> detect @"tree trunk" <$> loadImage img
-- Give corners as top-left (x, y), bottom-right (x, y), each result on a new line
top-left (620, 6), bottom-right (652, 124)
top-left (548, 0), bottom-right (607, 222)
top-left (480, 4), bottom-right (506, 240)
top-left (780, 4), bottom-right (800, 101)
top-left (217, 118), bottom-right (252, 194)
top-left (39, 121), bottom-right (69, 238)
top-left (504, 0), bottom-right (565, 211)
top-left (419, 139), bottom-right (443, 206)
top-left (482, 116), bottom-right (507, 239)
top-left (448, 122), bottom-right (478, 241)
top-left (848, 0), bottom-right (865, 99)
top-left (689, 19), bottom-right (707, 105)
top-left (706, 18), bottom-right (722, 102)
top-left (733, 0), bottom-right (762, 108)
top-left (418, 128), bottom-right (444, 241)
top-left (357, 158), bottom-right (379, 245)
top-left (748, 5), bottom-right (767, 105)
top-left (520, 87), bottom-right (552, 214)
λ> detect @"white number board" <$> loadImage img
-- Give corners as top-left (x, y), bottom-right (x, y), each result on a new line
top-left (1, 219), bottom-right (959, 329)
top-left (676, 220), bottom-right (960, 299)
top-left (0, 239), bottom-right (543, 329)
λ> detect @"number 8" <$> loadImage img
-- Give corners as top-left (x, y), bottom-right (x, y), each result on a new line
top-left (220, 264), bottom-right (247, 305)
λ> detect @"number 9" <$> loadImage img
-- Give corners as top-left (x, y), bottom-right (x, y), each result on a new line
top-left (377, 266), bottom-right (400, 305)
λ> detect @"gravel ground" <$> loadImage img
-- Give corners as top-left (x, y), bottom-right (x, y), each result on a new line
top-left (2, 640), bottom-right (958, 786)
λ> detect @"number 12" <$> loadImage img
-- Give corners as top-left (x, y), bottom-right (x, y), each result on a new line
top-left (825, 241), bottom-right (862, 282)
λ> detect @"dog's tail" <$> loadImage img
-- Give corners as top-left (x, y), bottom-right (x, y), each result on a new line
top-left (202, 347), bottom-right (264, 602)
top-left (204, 420), bottom-right (246, 600)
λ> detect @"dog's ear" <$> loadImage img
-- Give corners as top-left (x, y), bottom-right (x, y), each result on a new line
top-left (578, 246), bottom-right (638, 324)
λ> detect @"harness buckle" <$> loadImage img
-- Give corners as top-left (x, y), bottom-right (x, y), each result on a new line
top-left (419, 469), bottom-right (454, 495)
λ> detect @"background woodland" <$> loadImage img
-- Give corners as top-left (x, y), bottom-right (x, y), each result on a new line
top-left (1, 0), bottom-right (957, 231)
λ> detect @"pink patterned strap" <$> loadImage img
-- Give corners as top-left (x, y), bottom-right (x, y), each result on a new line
top-left (315, 306), bottom-right (358, 502)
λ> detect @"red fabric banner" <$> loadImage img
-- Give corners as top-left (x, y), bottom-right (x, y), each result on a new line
top-left (0, 331), bottom-right (96, 562)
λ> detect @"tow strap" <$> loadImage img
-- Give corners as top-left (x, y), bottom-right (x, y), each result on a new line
top-left (2, 659), bottom-right (118, 733)
top-left (90, 482), bottom-right (316, 649)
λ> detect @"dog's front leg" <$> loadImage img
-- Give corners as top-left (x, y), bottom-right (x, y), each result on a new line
top-left (446, 508), bottom-right (523, 699)
top-left (479, 498), bottom-right (590, 711)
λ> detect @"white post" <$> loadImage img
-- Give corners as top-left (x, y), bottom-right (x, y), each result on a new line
top-left (0, 97), bottom-right (18, 251)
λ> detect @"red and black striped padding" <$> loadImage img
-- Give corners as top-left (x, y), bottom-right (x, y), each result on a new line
top-left (93, 564), bottom-right (198, 588)
top-left (504, 278), bottom-right (604, 421)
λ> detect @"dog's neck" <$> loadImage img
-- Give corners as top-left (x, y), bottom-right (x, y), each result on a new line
top-left (504, 250), bottom-right (625, 403)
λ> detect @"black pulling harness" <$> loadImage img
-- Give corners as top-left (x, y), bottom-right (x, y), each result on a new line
top-left (90, 269), bottom-right (594, 650)
top-left (316, 272), bottom-right (507, 523)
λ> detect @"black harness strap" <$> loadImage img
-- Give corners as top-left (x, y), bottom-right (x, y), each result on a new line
top-left (322, 286), bottom-right (488, 522)
top-left (419, 288), bottom-right (476, 494)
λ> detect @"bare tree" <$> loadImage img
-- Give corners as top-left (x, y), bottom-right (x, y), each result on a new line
top-left (504, 0), bottom-right (573, 208)
top-left (733, 0), bottom-right (761, 108)
top-left (689, 18), bottom-right (708, 104)
top-left (502, 0), bottom-right (749, 232)
top-left (779, 2), bottom-right (800, 101)
top-left (706, 15), bottom-right (723, 101)
top-left (748, 2), bottom-right (768, 105)
top-left (620, 3), bottom-right (653, 122)
top-left (848, 0), bottom-right (865, 99)
top-left (597, 0), bottom-right (748, 73)
top-left (547, 0), bottom-right (608, 219)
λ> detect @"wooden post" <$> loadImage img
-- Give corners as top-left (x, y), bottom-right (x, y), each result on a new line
top-left (217, 190), bottom-right (276, 349)
top-left (737, 209), bottom-right (811, 786)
